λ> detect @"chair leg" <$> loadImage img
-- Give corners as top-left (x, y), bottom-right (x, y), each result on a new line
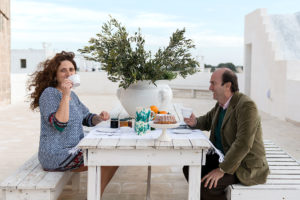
top-left (146, 166), bottom-right (151, 200)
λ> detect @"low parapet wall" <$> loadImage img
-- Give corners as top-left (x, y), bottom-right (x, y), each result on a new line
top-left (11, 71), bottom-right (245, 102)
top-left (286, 79), bottom-right (300, 123)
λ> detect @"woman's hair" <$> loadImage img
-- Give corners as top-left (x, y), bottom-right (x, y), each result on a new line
top-left (27, 51), bottom-right (77, 110)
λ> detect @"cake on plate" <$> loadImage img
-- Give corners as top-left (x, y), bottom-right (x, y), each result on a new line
top-left (153, 114), bottom-right (177, 124)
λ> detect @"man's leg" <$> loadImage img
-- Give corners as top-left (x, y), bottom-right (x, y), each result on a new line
top-left (182, 154), bottom-right (238, 200)
top-left (183, 153), bottom-right (220, 181)
top-left (201, 173), bottom-right (239, 200)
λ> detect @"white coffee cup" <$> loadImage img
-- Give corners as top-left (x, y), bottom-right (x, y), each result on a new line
top-left (68, 74), bottom-right (80, 88)
top-left (182, 107), bottom-right (193, 118)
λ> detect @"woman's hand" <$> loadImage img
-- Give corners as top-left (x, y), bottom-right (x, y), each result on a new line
top-left (92, 111), bottom-right (110, 125)
top-left (55, 79), bottom-right (72, 123)
top-left (99, 111), bottom-right (110, 121)
top-left (184, 113), bottom-right (197, 127)
top-left (61, 79), bottom-right (73, 98)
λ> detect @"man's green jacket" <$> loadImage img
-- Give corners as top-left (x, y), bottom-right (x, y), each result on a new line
top-left (195, 92), bottom-right (270, 185)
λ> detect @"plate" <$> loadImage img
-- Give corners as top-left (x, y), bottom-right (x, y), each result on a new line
top-left (150, 122), bottom-right (180, 129)
top-left (172, 129), bottom-right (192, 134)
top-left (96, 127), bottom-right (117, 133)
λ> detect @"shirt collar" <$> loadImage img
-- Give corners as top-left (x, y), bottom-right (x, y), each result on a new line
top-left (220, 95), bottom-right (233, 110)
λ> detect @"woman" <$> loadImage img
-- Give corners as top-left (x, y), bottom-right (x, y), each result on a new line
top-left (28, 51), bottom-right (118, 195)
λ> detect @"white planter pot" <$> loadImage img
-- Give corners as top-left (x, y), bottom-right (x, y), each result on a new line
top-left (117, 80), bottom-right (173, 117)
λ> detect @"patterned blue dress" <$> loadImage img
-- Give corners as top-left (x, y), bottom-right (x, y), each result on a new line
top-left (38, 87), bottom-right (95, 170)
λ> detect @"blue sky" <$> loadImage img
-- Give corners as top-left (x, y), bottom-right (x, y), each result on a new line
top-left (11, 0), bottom-right (300, 65)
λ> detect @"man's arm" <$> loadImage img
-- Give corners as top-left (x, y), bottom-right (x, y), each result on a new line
top-left (219, 100), bottom-right (259, 174)
top-left (194, 103), bottom-right (218, 131)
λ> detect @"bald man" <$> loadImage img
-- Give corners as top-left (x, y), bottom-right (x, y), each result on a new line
top-left (183, 68), bottom-right (269, 200)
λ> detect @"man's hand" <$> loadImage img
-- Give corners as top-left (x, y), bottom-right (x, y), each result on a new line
top-left (201, 168), bottom-right (225, 189)
top-left (184, 113), bottom-right (197, 127)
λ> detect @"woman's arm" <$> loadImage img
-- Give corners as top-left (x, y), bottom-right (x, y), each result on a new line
top-left (55, 94), bottom-right (70, 123)
top-left (55, 79), bottom-right (72, 123)
top-left (92, 111), bottom-right (110, 126)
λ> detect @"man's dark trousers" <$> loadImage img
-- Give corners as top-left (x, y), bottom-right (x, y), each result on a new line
top-left (183, 154), bottom-right (239, 200)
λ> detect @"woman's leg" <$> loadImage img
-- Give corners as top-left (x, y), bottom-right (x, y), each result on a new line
top-left (101, 166), bottom-right (119, 195)
top-left (67, 153), bottom-right (118, 196)
top-left (71, 165), bottom-right (88, 172)
top-left (72, 165), bottom-right (119, 196)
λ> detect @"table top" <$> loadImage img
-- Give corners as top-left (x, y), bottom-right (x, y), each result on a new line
top-left (78, 122), bottom-right (211, 150)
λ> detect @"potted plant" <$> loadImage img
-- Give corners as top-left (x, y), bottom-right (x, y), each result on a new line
top-left (79, 17), bottom-right (200, 116)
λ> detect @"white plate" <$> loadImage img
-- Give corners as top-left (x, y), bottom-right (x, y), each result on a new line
top-left (172, 129), bottom-right (192, 134)
top-left (150, 122), bottom-right (180, 129)
top-left (96, 127), bottom-right (118, 133)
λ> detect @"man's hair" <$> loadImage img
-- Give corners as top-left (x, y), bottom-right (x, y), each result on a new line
top-left (221, 70), bottom-right (239, 92)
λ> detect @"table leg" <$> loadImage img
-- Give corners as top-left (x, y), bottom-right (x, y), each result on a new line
top-left (146, 166), bottom-right (151, 200)
top-left (88, 166), bottom-right (101, 200)
top-left (188, 165), bottom-right (201, 200)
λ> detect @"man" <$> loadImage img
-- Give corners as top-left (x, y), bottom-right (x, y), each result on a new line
top-left (183, 68), bottom-right (269, 200)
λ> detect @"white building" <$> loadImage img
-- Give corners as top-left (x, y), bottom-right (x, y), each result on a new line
top-left (75, 54), bottom-right (102, 72)
top-left (244, 9), bottom-right (300, 124)
top-left (11, 48), bottom-right (101, 74)
top-left (11, 48), bottom-right (54, 74)
top-left (10, 47), bottom-right (103, 103)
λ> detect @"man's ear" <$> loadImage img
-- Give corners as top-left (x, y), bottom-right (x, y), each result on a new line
top-left (225, 82), bottom-right (231, 90)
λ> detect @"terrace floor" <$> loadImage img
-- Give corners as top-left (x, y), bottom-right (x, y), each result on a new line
top-left (1, 92), bottom-right (299, 200)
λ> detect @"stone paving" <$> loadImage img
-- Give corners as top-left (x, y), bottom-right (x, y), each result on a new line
top-left (0, 92), bottom-right (300, 200)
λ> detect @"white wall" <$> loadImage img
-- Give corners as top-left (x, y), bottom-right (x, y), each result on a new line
top-left (11, 71), bottom-right (245, 104)
top-left (168, 72), bottom-right (244, 92)
top-left (11, 49), bottom-right (48, 74)
top-left (244, 9), bottom-right (300, 123)
top-left (76, 71), bottom-right (245, 95)
top-left (245, 9), bottom-right (286, 120)
top-left (10, 73), bottom-right (30, 104)
top-left (286, 80), bottom-right (300, 122)
top-left (74, 55), bottom-right (102, 72)
top-left (75, 72), bottom-right (119, 95)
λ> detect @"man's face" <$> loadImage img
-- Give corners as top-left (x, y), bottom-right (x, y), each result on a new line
top-left (209, 71), bottom-right (225, 102)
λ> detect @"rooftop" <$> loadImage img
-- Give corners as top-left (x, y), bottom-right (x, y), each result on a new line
top-left (0, 92), bottom-right (299, 200)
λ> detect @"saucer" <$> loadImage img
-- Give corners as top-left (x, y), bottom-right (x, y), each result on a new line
top-left (172, 129), bottom-right (192, 134)
top-left (96, 127), bottom-right (117, 133)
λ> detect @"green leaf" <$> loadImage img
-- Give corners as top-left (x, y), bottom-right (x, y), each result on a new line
top-left (78, 17), bottom-right (200, 89)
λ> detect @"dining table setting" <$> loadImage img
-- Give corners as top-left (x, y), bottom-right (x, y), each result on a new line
top-left (78, 104), bottom-right (215, 200)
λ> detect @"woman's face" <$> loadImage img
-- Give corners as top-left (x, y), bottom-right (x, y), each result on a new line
top-left (56, 60), bottom-right (76, 85)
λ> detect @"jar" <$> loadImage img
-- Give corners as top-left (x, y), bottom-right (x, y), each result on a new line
top-left (119, 118), bottom-right (133, 127)
top-left (119, 118), bottom-right (128, 127)
top-left (110, 118), bottom-right (119, 128)
top-left (128, 118), bottom-right (133, 128)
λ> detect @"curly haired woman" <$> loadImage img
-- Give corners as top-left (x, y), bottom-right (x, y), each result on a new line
top-left (28, 51), bottom-right (118, 195)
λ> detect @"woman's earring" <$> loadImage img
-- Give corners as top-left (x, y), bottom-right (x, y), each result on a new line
top-left (53, 77), bottom-right (57, 84)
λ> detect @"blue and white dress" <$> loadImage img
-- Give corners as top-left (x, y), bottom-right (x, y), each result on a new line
top-left (38, 87), bottom-right (96, 170)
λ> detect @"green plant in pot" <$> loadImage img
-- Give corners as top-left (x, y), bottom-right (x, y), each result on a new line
top-left (79, 17), bottom-right (200, 116)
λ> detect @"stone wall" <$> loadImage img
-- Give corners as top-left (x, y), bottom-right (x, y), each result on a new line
top-left (0, 0), bottom-right (11, 105)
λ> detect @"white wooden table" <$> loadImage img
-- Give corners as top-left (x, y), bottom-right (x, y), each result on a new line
top-left (78, 125), bottom-right (211, 200)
